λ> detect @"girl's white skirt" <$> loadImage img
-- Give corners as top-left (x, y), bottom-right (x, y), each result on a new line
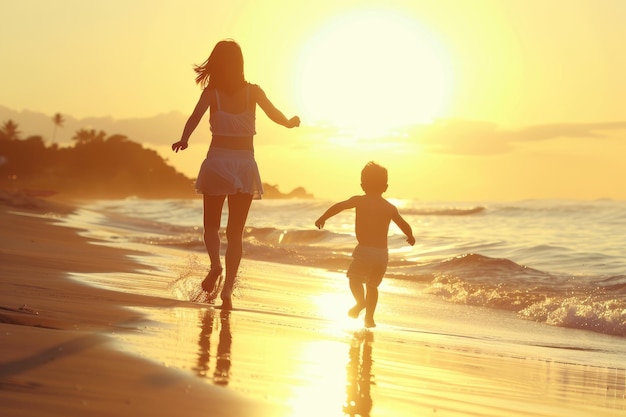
top-left (195, 148), bottom-right (263, 199)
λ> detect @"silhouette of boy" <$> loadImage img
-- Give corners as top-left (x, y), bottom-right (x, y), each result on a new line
top-left (315, 162), bottom-right (415, 328)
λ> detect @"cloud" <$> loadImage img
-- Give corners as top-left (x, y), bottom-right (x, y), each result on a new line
top-left (401, 119), bottom-right (626, 155)
top-left (510, 122), bottom-right (626, 142)
top-left (4, 104), bottom-right (625, 158)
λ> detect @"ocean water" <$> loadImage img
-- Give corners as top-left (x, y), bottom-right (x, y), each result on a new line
top-left (78, 197), bottom-right (626, 339)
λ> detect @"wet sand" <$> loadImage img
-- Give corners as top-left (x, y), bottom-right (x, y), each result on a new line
top-left (0, 196), bottom-right (285, 417)
top-left (0, 194), bottom-right (624, 416)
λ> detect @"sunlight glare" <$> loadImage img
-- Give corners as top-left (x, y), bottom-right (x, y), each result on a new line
top-left (296, 9), bottom-right (453, 135)
top-left (286, 341), bottom-right (349, 417)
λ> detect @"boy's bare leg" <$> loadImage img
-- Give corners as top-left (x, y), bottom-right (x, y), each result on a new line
top-left (348, 279), bottom-right (366, 318)
top-left (364, 284), bottom-right (378, 328)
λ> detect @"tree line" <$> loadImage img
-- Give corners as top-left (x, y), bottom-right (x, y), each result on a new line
top-left (0, 118), bottom-right (313, 199)
top-left (0, 118), bottom-right (195, 198)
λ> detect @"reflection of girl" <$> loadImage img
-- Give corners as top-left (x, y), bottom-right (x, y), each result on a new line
top-left (194, 310), bottom-right (232, 386)
top-left (214, 311), bottom-right (232, 386)
top-left (172, 40), bottom-right (300, 309)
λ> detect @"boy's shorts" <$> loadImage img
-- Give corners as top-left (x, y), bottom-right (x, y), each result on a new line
top-left (346, 244), bottom-right (388, 287)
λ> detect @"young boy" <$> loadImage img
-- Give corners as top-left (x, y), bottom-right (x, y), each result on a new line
top-left (315, 162), bottom-right (415, 328)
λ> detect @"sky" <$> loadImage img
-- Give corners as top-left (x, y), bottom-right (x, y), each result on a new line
top-left (2, 0), bottom-right (626, 201)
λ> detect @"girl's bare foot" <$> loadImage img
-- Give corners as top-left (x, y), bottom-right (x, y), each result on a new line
top-left (220, 296), bottom-right (233, 310)
top-left (201, 266), bottom-right (223, 295)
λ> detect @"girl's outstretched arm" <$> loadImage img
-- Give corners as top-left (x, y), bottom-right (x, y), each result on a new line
top-left (172, 88), bottom-right (211, 152)
top-left (254, 84), bottom-right (300, 128)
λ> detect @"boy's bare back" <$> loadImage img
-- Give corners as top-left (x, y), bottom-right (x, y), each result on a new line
top-left (353, 194), bottom-right (400, 248)
top-left (316, 194), bottom-right (414, 249)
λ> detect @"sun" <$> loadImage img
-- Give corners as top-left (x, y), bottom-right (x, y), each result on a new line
top-left (295, 9), bottom-right (454, 136)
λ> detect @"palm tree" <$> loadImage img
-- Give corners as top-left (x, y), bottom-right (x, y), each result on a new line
top-left (0, 120), bottom-right (21, 141)
top-left (72, 128), bottom-right (107, 145)
top-left (51, 113), bottom-right (65, 144)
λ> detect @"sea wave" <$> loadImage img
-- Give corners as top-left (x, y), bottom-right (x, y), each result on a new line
top-left (518, 296), bottom-right (626, 337)
top-left (400, 206), bottom-right (486, 216)
top-left (79, 198), bottom-right (626, 338)
top-left (127, 218), bottom-right (626, 338)
top-left (418, 254), bottom-right (626, 337)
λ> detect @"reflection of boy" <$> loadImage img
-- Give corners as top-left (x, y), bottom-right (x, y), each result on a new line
top-left (315, 162), bottom-right (415, 328)
top-left (344, 330), bottom-right (374, 415)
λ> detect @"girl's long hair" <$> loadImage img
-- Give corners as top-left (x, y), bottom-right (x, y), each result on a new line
top-left (194, 40), bottom-right (246, 93)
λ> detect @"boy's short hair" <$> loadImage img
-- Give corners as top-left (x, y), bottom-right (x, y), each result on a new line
top-left (361, 161), bottom-right (388, 194)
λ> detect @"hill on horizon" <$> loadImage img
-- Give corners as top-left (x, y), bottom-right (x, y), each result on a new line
top-left (0, 111), bottom-right (313, 200)
top-left (0, 105), bottom-right (190, 147)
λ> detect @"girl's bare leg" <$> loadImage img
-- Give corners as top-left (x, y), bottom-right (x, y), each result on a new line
top-left (201, 194), bottom-right (226, 292)
top-left (221, 192), bottom-right (253, 308)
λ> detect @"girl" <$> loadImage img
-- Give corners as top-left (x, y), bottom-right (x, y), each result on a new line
top-left (172, 40), bottom-right (300, 309)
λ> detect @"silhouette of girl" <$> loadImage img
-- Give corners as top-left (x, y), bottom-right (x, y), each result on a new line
top-left (172, 40), bottom-right (300, 309)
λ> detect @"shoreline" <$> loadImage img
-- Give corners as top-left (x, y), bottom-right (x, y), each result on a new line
top-left (1, 194), bottom-right (625, 416)
top-left (0, 198), bottom-right (286, 417)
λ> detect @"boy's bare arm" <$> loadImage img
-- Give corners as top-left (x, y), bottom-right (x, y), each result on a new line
top-left (315, 197), bottom-right (358, 229)
top-left (392, 210), bottom-right (416, 246)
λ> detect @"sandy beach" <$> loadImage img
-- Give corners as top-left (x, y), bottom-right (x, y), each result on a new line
top-left (1, 194), bottom-right (624, 417)
top-left (0, 195), bottom-right (285, 417)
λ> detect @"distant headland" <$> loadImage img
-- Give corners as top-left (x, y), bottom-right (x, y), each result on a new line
top-left (0, 118), bottom-right (313, 200)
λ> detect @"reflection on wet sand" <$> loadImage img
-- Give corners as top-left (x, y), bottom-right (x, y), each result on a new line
top-left (194, 309), bottom-right (232, 386)
top-left (344, 329), bottom-right (374, 417)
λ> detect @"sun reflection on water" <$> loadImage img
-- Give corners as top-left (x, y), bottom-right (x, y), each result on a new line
top-left (285, 336), bottom-right (369, 417)
top-left (284, 287), bottom-right (376, 416)
top-left (108, 267), bottom-right (381, 416)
